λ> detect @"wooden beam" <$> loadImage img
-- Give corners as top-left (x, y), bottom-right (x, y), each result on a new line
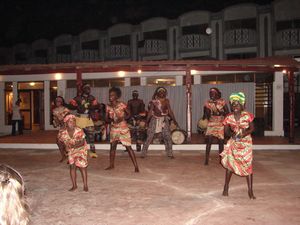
top-left (185, 67), bottom-right (192, 143)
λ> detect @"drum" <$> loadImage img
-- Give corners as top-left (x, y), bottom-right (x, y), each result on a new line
top-left (169, 120), bottom-right (177, 131)
top-left (197, 118), bottom-right (208, 130)
top-left (171, 129), bottom-right (187, 145)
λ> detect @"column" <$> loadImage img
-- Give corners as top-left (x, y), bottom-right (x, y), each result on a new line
top-left (185, 68), bottom-right (192, 143)
top-left (44, 80), bottom-right (52, 130)
top-left (125, 77), bottom-right (131, 87)
top-left (175, 76), bottom-right (183, 86)
top-left (288, 70), bottom-right (295, 143)
top-left (193, 75), bottom-right (202, 84)
top-left (141, 77), bottom-right (147, 86)
top-left (57, 80), bottom-right (67, 99)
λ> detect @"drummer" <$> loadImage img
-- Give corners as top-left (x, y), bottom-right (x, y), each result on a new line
top-left (141, 87), bottom-right (178, 158)
top-left (127, 90), bottom-right (146, 151)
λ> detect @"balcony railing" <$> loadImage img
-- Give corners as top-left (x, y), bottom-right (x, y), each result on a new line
top-left (56, 54), bottom-right (72, 63)
top-left (106, 44), bottom-right (130, 60)
top-left (79, 50), bottom-right (100, 62)
top-left (224, 29), bottom-right (257, 47)
top-left (180, 34), bottom-right (210, 51)
top-left (274, 29), bottom-right (300, 49)
top-left (139, 39), bottom-right (167, 56)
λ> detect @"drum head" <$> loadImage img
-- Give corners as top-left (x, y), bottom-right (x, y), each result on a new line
top-left (198, 119), bottom-right (208, 130)
top-left (171, 129), bottom-right (186, 145)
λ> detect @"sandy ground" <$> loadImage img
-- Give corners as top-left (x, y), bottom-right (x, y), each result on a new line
top-left (0, 149), bottom-right (300, 225)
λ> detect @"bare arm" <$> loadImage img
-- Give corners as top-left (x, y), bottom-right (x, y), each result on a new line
top-left (167, 99), bottom-right (178, 126)
top-left (241, 121), bottom-right (255, 138)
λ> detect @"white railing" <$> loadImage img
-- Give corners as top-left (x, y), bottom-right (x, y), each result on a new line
top-left (180, 34), bottom-right (210, 51)
top-left (224, 29), bottom-right (257, 47)
top-left (106, 44), bottom-right (130, 59)
top-left (140, 39), bottom-right (167, 56)
top-left (275, 29), bottom-right (300, 49)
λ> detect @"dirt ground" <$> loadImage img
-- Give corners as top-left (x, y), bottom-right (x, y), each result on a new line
top-left (0, 149), bottom-right (300, 225)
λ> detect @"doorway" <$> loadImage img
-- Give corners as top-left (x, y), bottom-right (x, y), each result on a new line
top-left (18, 82), bottom-right (44, 130)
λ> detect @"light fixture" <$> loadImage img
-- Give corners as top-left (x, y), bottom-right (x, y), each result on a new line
top-left (206, 27), bottom-right (212, 35)
top-left (118, 71), bottom-right (126, 77)
top-left (52, 86), bottom-right (58, 90)
top-left (190, 70), bottom-right (197, 75)
top-left (137, 69), bottom-right (142, 74)
top-left (282, 69), bottom-right (287, 74)
top-left (55, 73), bottom-right (62, 80)
top-left (29, 82), bottom-right (35, 86)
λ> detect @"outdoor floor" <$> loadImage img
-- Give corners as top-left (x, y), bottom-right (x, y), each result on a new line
top-left (0, 149), bottom-right (300, 225)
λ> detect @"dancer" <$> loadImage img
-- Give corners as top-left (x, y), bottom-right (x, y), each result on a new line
top-left (221, 92), bottom-right (256, 199)
top-left (69, 83), bottom-right (99, 158)
top-left (58, 114), bottom-right (89, 192)
top-left (127, 90), bottom-right (146, 151)
top-left (105, 87), bottom-right (139, 172)
top-left (203, 88), bottom-right (229, 165)
top-left (142, 87), bottom-right (178, 158)
top-left (0, 164), bottom-right (30, 225)
top-left (52, 96), bottom-right (70, 162)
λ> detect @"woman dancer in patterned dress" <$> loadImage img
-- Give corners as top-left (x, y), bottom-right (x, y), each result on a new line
top-left (203, 88), bottom-right (229, 165)
top-left (58, 114), bottom-right (89, 191)
top-left (105, 87), bottom-right (139, 172)
top-left (221, 92), bottom-right (255, 199)
top-left (52, 96), bottom-right (70, 162)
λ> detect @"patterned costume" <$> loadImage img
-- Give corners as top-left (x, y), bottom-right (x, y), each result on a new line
top-left (142, 99), bottom-right (173, 157)
top-left (58, 126), bottom-right (88, 168)
top-left (52, 106), bottom-right (70, 129)
top-left (220, 111), bottom-right (254, 176)
top-left (205, 98), bottom-right (227, 140)
top-left (106, 102), bottom-right (131, 146)
top-left (69, 93), bottom-right (98, 156)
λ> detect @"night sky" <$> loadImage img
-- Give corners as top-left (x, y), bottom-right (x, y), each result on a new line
top-left (0, 0), bottom-right (274, 47)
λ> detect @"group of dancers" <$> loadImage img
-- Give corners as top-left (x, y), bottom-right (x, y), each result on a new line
top-left (51, 85), bottom-right (255, 199)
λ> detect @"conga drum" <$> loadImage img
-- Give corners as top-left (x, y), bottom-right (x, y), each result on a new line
top-left (171, 129), bottom-right (187, 145)
top-left (197, 118), bottom-right (208, 131)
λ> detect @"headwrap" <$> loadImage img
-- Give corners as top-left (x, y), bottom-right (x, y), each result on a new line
top-left (229, 92), bottom-right (246, 105)
top-left (63, 114), bottom-right (76, 123)
top-left (133, 90), bottom-right (138, 94)
top-left (156, 87), bottom-right (167, 94)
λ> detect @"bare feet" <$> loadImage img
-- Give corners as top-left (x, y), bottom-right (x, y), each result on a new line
top-left (135, 167), bottom-right (140, 173)
top-left (168, 155), bottom-right (175, 159)
top-left (69, 186), bottom-right (77, 191)
top-left (204, 160), bottom-right (209, 165)
top-left (105, 166), bottom-right (114, 170)
top-left (248, 190), bottom-right (256, 199)
top-left (222, 185), bottom-right (229, 196)
top-left (83, 186), bottom-right (89, 192)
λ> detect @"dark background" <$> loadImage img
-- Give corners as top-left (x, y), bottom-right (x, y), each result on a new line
top-left (0, 0), bottom-right (273, 47)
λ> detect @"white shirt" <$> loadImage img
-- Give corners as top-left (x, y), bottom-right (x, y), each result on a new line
top-left (12, 105), bottom-right (22, 120)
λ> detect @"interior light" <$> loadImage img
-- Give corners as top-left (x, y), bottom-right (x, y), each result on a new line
top-left (137, 69), bottom-right (142, 74)
top-left (29, 82), bottom-right (35, 86)
top-left (190, 70), bottom-right (197, 75)
top-left (52, 86), bottom-right (58, 90)
top-left (282, 69), bottom-right (287, 74)
top-left (274, 64), bottom-right (281, 67)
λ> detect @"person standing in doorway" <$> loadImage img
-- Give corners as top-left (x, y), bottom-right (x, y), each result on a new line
top-left (11, 98), bottom-right (23, 136)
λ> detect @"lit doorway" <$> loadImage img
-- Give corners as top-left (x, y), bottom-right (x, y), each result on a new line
top-left (18, 82), bottom-right (44, 131)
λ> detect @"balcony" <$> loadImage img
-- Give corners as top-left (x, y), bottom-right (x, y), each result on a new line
top-left (106, 44), bottom-right (130, 60)
top-left (274, 29), bottom-right (300, 49)
top-left (79, 50), bottom-right (100, 62)
top-left (180, 34), bottom-right (210, 52)
top-left (56, 54), bottom-right (72, 63)
top-left (224, 29), bottom-right (257, 47)
top-left (139, 39), bottom-right (167, 56)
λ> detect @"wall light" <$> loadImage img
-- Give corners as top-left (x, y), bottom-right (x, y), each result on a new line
top-left (190, 70), bottom-right (197, 75)
top-left (55, 73), bottom-right (62, 80)
top-left (282, 69), bottom-right (287, 74)
top-left (29, 82), bottom-right (35, 86)
top-left (137, 69), bottom-right (142, 74)
top-left (118, 71), bottom-right (126, 77)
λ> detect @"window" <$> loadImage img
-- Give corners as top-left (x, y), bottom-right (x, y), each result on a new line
top-left (56, 45), bottom-right (71, 54)
top-left (182, 24), bottom-right (208, 35)
top-left (147, 77), bottom-right (176, 86)
top-left (81, 40), bottom-right (99, 50)
top-left (4, 82), bottom-right (13, 125)
top-left (131, 78), bottom-right (141, 86)
top-left (110, 35), bottom-right (130, 45)
top-left (276, 19), bottom-right (300, 31)
top-left (226, 53), bottom-right (257, 60)
top-left (143, 30), bottom-right (167, 40)
top-left (225, 18), bottom-right (256, 30)
top-left (35, 49), bottom-right (47, 58)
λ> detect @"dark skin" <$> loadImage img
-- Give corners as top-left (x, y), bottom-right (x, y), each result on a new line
top-left (68, 86), bottom-right (98, 115)
top-left (105, 90), bottom-right (139, 172)
top-left (66, 118), bottom-right (88, 192)
top-left (54, 98), bottom-right (67, 162)
top-left (147, 90), bottom-right (178, 126)
top-left (222, 101), bottom-right (255, 199)
top-left (127, 92), bottom-right (145, 117)
top-left (203, 90), bottom-right (229, 165)
top-left (127, 92), bottom-right (146, 151)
